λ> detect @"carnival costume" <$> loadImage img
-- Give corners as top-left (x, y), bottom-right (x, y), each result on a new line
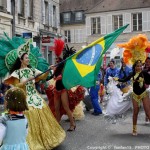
top-left (105, 34), bottom-right (150, 122)
top-left (116, 65), bottom-right (132, 93)
top-left (117, 34), bottom-right (150, 105)
top-left (44, 41), bottom-right (85, 119)
top-left (0, 35), bottom-right (66, 150)
top-left (105, 77), bottom-right (132, 117)
top-left (104, 67), bottom-right (119, 86)
top-left (117, 34), bottom-right (150, 134)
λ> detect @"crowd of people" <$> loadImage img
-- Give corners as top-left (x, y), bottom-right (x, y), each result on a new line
top-left (0, 33), bottom-right (150, 150)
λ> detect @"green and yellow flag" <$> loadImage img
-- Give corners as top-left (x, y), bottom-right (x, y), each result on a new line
top-left (62, 24), bottom-right (129, 89)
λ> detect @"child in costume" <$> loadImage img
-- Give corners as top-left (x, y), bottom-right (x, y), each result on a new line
top-left (0, 87), bottom-right (29, 150)
top-left (0, 35), bottom-right (66, 150)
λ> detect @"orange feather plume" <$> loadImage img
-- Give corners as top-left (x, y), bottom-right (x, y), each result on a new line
top-left (117, 34), bottom-right (149, 64)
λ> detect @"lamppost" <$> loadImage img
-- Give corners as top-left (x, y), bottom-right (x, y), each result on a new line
top-left (11, 0), bottom-right (15, 37)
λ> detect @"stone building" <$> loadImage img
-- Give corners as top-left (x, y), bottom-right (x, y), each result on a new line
top-left (60, 0), bottom-right (101, 50)
top-left (60, 0), bottom-right (150, 66)
top-left (0, 0), bottom-right (12, 37)
top-left (0, 0), bottom-right (61, 64)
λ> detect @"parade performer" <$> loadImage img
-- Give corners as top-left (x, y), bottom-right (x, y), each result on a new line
top-left (0, 87), bottom-right (29, 150)
top-left (105, 76), bottom-right (132, 119)
top-left (104, 59), bottom-right (119, 87)
top-left (116, 58), bottom-right (132, 93)
top-left (0, 35), bottom-right (66, 149)
top-left (45, 42), bottom-right (84, 131)
top-left (116, 34), bottom-right (150, 136)
top-left (143, 57), bottom-right (150, 124)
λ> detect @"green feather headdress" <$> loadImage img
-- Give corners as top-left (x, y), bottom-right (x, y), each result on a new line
top-left (0, 33), bottom-right (49, 77)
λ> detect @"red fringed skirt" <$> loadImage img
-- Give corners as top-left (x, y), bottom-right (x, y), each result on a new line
top-left (45, 85), bottom-right (85, 118)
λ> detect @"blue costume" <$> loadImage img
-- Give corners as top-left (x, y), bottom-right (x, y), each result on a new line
top-left (89, 71), bottom-right (102, 115)
top-left (0, 114), bottom-right (29, 150)
top-left (104, 67), bottom-right (119, 86)
top-left (116, 66), bottom-right (132, 89)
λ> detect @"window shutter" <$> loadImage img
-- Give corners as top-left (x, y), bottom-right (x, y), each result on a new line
top-left (7, 0), bottom-right (11, 13)
top-left (142, 11), bottom-right (148, 31)
top-left (42, 0), bottom-right (45, 24)
top-left (0, 0), bottom-right (2, 6)
top-left (148, 11), bottom-right (150, 30)
top-left (74, 29), bottom-right (77, 43)
top-left (56, 6), bottom-right (59, 28)
top-left (48, 2), bottom-right (52, 26)
top-left (26, 0), bottom-right (29, 17)
top-left (51, 4), bottom-right (54, 27)
top-left (82, 28), bottom-right (86, 42)
top-left (70, 29), bottom-right (74, 43)
top-left (101, 16), bottom-right (106, 35)
top-left (86, 17), bottom-right (91, 36)
top-left (18, 0), bottom-right (21, 14)
top-left (123, 13), bottom-right (131, 33)
top-left (107, 15), bottom-right (112, 33)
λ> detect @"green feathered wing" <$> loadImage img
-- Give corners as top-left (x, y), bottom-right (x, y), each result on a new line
top-left (0, 34), bottom-right (49, 77)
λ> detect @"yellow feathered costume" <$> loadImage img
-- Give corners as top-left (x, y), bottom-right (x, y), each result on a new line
top-left (117, 34), bottom-right (149, 64)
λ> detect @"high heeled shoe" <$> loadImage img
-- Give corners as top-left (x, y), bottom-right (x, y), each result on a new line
top-left (67, 125), bottom-right (76, 132)
top-left (132, 125), bottom-right (137, 136)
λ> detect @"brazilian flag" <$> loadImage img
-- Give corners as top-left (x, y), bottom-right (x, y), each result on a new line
top-left (62, 24), bottom-right (129, 89)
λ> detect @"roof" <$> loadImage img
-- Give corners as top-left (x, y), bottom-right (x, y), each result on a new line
top-left (60, 0), bottom-right (102, 13)
top-left (86, 0), bottom-right (150, 14)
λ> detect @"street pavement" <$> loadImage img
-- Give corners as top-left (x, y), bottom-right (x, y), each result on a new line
top-left (54, 107), bottom-right (150, 150)
top-left (1, 95), bottom-right (150, 150)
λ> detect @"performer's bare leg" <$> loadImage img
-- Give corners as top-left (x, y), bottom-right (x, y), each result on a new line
top-left (143, 96), bottom-right (150, 120)
top-left (61, 91), bottom-right (76, 131)
top-left (54, 93), bottom-right (61, 122)
top-left (132, 99), bottom-right (139, 136)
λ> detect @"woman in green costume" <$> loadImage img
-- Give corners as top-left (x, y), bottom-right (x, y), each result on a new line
top-left (0, 36), bottom-right (66, 150)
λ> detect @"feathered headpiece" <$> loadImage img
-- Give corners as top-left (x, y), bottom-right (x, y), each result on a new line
top-left (117, 34), bottom-right (149, 64)
top-left (52, 38), bottom-right (65, 58)
top-left (0, 34), bottom-right (49, 77)
top-left (63, 44), bottom-right (76, 60)
top-left (17, 40), bottom-right (30, 58)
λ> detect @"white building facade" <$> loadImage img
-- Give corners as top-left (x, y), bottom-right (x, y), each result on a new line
top-left (86, 8), bottom-right (150, 66)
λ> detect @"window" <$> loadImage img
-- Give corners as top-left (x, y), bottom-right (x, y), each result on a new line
top-left (45, 1), bottom-right (48, 25)
top-left (132, 13), bottom-right (142, 31)
top-left (18, 0), bottom-right (24, 16)
top-left (0, 0), bottom-right (4, 11)
top-left (28, 0), bottom-right (33, 18)
top-left (75, 12), bottom-right (82, 21)
top-left (91, 17), bottom-right (101, 34)
top-left (113, 15), bottom-right (123, 30)
top-left (65, 30), bottom-right (71, 43)
top-left (63, 13), bottom-right (71, 23)
top-left (53, 5), bottom-right (57, 27)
